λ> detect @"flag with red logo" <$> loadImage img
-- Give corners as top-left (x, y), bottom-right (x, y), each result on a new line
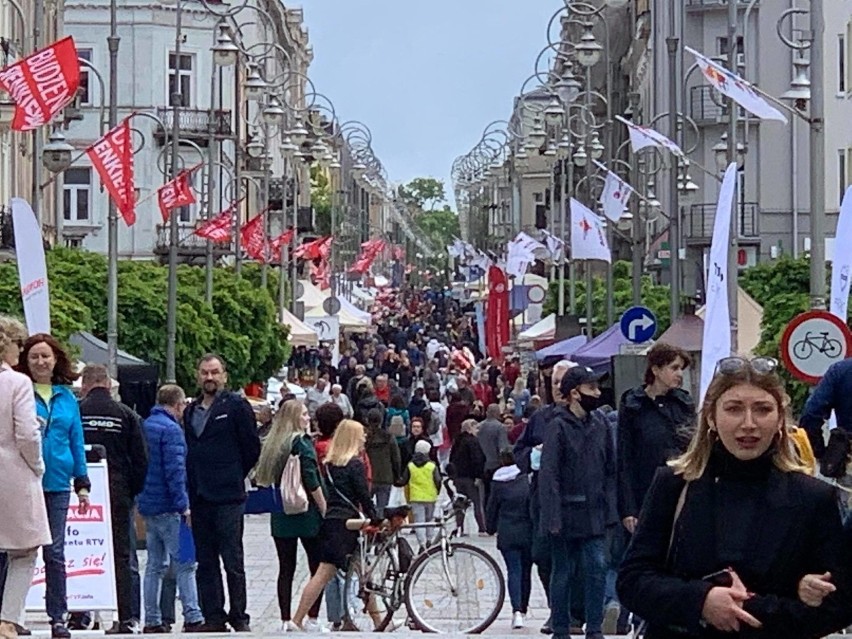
top-left (269, 228), bottom-right (295, 263)
top-left (616, 115), bottom-right (684, 158)
top-left (486, 266), bottom-right (510, 360)
top-left (0, 36), bottom-right (80, 131)
top-left (86, 118), bottom-right (136, 226)
top-left (157, 164), bottom-right (201, 223)
top-left (599, 169), bottom-right (633, 223)
top-left (294, 236), bottom-right (331, 260)
top-left (311, 259), bottom-right (330, 289)
top-left (194, 205), bottom-right (236, 243)
top-left (240, 213), bottom-right (266, 261)
top-left (570, 198), bottom-right (611, 263)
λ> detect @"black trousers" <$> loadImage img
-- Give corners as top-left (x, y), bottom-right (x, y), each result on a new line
top-left (111, 491), bottom-right (135, 624)
top-left (273, 537), bottom-right (322, 621)
top-left (454, 477), bottom-right (486, 533)
top-left (191, 501), bottom-right (248, 627)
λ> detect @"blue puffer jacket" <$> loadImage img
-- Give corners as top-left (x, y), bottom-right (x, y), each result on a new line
top-left (37, 385), bottom-right (89, 492)
top-left (137, 406), bottom-right (189, 516)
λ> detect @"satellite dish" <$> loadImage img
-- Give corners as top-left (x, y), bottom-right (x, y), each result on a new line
top-left (323, 296), bottom-right (341, 315)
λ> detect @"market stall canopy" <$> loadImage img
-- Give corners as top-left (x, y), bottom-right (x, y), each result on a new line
top-left (696, 287), bottom-right (763, 357)
top-left (535, 334), bottom-right (588, 361)
top-left (280, 308), bottom-right (319, 347)
top-left (70, 331), bottom-right (147, 366)
top-left (571, 323), bottom-right (630, 374)
top-left (351, 285), bottom-right (375, 303)
top-left (657, 314), bottom-right (703, 352)
top-left (518, 314), bottom-right (555, 342)
top-left (339, 295), bottom-right (372, 323)
top-left (297, 279), bottom-right (328, 310)
top-left (305, 304), bottom-right (370, 331)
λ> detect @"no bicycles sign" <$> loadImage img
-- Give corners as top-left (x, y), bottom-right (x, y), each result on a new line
top-left (780, 310), bottom-right (852, 384)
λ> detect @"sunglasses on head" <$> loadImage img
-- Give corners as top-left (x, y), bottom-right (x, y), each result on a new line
top-left (715, 356), bottom-right (779, 376)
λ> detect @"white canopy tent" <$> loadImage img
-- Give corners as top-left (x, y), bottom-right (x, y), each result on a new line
top-left (297, 279), bottom-right (328, 310)
top-left (517, 313), bottom-right (556, 342)
top-left (339, 295), bottom-right (372, 324)
top-left (305, 304), bottom-right (370, 331)
top-left (281, 308), bottom-right (319, 347)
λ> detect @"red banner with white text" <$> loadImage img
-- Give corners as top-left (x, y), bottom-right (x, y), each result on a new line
top-left (158, 165), bottom-right (200, 222)
top-left (240, 213), bottom-right (266, 261)
top-left (269, 228), bottom-right (295, 263)
top-left (86, 118), bottom-right (135, 226)
top-left (486, 266), bottom-right (510, 360)
top-left (0, 36), bottom-right (80, 131)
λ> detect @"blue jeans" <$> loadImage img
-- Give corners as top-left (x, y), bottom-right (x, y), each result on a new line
top-left (550, 536), bottom-right (606, 636)
top-left (143, 514), bottom-right (203, 626)
top-left (325, 573), bottom-right (345, 624)
top-left (500, 548), bottom-right (533, 614)
top-left (43, 491), bottom-right (71, 623)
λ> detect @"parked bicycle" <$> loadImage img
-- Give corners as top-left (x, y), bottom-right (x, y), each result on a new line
top-left (342, 482), bottom-right (505, 633)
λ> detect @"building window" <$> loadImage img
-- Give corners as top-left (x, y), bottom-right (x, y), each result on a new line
top-left (840, 150), bottom-right (848, 206)
top-left (177, 205), bottom-right (193, 223)
top-left (840, 34), bottom-right (847, 93)
top-left (717, 36), bottom-right (745, 69)
top-left (168, 53), bottom-right (193, 107)
top-left (77, 49), bottom-right (92, 105)
top-left (63, 168), bottom-right (91, 222)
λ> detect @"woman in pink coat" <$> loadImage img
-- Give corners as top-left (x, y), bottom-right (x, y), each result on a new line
top-left (0, 316), bottom-right (51, 639)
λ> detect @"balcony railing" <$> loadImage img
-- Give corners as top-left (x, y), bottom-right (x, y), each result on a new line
top-left (689, 86), bottom-right (750, 125)
top-left (686, 0), bottom-right (755, 8)
top-left (153, 107), bottom-right (232, 145)
top-left (685, 202), bottom-right (759, 242)
top-left (154, 223), bottom-right (234, 259)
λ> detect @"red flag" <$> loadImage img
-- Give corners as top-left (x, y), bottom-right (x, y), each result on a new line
top-left (158, 166), bottom-right (199, 223)
top-left (0, 36), bottom-right (80, 131)
top-left (486, 266), bottom-right (510, 360)
top-left (311, 259), bottom-right (330, 290)
top-left (86, 118), bottom-right (135, 226)
top-left (240, 213), bottom-right (266, 261)
top-left (294, 235), bottom-right (331, 260)
top-left (194, 209), bottom-right (234, 243)
top-left (269, 228), bottom-right (295, 263)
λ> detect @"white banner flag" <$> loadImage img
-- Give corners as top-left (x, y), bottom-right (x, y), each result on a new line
top-left (699, 163), bottom-right (738, 403)
top-left (570, 199), bottom-right (611, 263)
top-left (685, 47), bottom-right (788, 124)
top-left (600, 170), bottom-right (633, 222)
top-left (12, 198), bottom-right (50, 334)
top-left (830, 187), bottom-right (852, 321)
top-left (616, 115), bottom-right (685, 158)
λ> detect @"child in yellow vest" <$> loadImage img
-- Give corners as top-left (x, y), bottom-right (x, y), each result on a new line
top-left (397, 439), bottom-right (442, 550)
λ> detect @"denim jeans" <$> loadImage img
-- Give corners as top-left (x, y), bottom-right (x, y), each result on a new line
top-left (43, 491), bottom-right (71, 623)
top-left (324, 573), bottom-right (345, 624)
top-left (143, 514), bottom-right (203, 626)
top-left (550, 535), bottom-right (606, 636)
top-left (500, 548), bottom-right (533, 614)
top-left (372, 485), bottom-right (392, 517)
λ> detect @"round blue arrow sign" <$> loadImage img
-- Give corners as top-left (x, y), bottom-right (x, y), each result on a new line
top-left (620, 306), bottom-right (657, 344)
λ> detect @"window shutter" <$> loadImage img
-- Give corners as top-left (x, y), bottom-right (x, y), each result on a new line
top-left (846, 20), bottom-right (852, 96)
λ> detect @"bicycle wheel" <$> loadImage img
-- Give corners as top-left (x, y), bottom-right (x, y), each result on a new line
top-left (404, 542), bottom-right (505, 634)
top-left (825, 338), bottom-right (843, 358)
top-left (343, 549), bottom-right (399, 632)
top-left (793, 339), bottom-right (813, 360)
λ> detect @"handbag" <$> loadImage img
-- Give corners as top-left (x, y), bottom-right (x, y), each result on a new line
top-left (280, 452), bottom-right (309, 515)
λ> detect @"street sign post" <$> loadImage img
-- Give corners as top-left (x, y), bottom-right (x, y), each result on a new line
top-left (322, 296), bottom-right (341, 316)
top-left (780, 310), bottom-right (852, 383)
top-left (620, 306), bottom-right (657, 344)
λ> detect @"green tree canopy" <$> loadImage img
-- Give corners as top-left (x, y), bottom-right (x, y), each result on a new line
top-left (398, 177), bottom-right (446, 211)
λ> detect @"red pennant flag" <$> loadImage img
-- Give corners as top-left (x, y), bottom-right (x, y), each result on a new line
top-left (240, 213), bottom-right (266, 261)
top-left (86, 118), bottom-right (135, 226)
top-left (294, 235), bottom-right (332, 260)
top-left (0, 36), bottom-right (80, 131)
top-left (486, 266), bottom-right (510, 360)
top-left (158, 165), bottom-right (200, 223)
top-left (311, 259), bottom-right (330, 290)
top-left (269, 228), bottom-right (295, 263)
top-left (194, 208), bottom-right (234, 243)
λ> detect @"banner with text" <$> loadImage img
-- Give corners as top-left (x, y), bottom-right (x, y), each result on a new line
top-left (12, 198), bottom-right (50, 334)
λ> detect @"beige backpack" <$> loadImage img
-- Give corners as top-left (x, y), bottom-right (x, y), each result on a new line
top-left (280, 453), bottom-right (309, 515)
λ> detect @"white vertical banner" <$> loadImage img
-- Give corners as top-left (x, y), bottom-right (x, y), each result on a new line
top-left (699, 164), bottom-right (738, 404)
top-left (826, 187), bottom-right (852, 431)
top-left (11, 198), bottom-right (51, 334)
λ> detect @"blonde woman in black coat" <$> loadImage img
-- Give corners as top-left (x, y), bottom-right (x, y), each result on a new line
top-left (617, 357), bottom-right (851, 639)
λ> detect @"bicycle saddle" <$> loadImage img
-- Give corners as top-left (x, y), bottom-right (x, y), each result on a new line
top-left (384, 505), bottom-right (412, 520)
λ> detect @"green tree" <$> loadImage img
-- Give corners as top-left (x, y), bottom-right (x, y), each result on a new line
top-left (311, 164), bottom-right (333, 236)
top-left (398, 177), bottom-right (446, 211)
top-left (416, 206), bottom-right (460, 250)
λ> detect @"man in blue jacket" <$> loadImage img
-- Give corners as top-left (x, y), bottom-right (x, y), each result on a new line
top-left (800, 358), bottom-right (852, 463)
top-left (183, 354), bottom-right (260, 633)
top-left (138, 384), bottom-right (204, 633)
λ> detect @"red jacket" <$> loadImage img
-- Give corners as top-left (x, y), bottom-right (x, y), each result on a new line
top-left (474, 382), bottom-right (496, 406)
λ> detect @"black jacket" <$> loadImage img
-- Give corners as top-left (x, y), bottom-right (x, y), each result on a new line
top-left (618, 386), bottom-right (695, 520)
top-left (539, 404), bottom-right (616, 539)
top-left (365, 428), bottom-right (401, 486)
top-left (80, 388), bottom-right (148, 498)
top-left (323, 458), bottom-right (377, 521)
top-left (354, 393), bottom-right (385, 426)
top-left (617, 447), bottom-right (852, 639)
top-left (449, 431), bottom-right (485, 480)
top-left (183, 391), bottom-right (261, 504)
top-left (486, 465), bottom-right (533, 551)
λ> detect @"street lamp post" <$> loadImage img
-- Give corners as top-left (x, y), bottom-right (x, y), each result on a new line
top-left (725, 0), bottom-right (740, 351)
top-left (808, 0), bottom-right (826, 309)
top-left (106, 0), bottom-right (120, 378)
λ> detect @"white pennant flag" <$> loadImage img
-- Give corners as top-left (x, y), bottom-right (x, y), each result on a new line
top-left (685, 47), bottom-right (788, 124)
top-left (600, 170), bottom-right (633, 222)
top-left (543, 231), bottom-right (565, 261)
top-left (570, 199), bottom-right (611, 263)
top-left (616, 115), bottom-right (685, 158)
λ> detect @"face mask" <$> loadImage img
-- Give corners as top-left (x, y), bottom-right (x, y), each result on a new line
top-left (577, 392), bottom-right (601, 414)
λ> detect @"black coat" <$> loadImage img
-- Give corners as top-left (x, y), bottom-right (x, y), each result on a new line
top-left (354, 393), bottom-right (385, 426)
top-left (449, 431), bottom-right (485, 480)
top-left (618, 386), bottom-right (695, 520)
top-left (485, 467), bottom-right (533, 551)
top-left (184, 391), bottom-right (261, 505)
top-left (539, 404), bottom-right (616, 539)
top-left (617, 447), bottom-right (852, 639)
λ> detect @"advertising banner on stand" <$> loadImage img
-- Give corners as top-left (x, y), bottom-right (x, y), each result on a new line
top-left (12, 198), bottom-right (50, 334)
top-left (486, 266), bottom-right (510, 359)
top-left (26, 461), bottom-right (117, 612)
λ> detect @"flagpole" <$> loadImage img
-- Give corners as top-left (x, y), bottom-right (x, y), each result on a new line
top-left (726, 0), bottom-right (740, 353)
top-left (557, 160), bottom-right (566, 316)
top-left (667, 34), bottom-right (681, 325)
top-left (105, 0), bottom-right (120, 378)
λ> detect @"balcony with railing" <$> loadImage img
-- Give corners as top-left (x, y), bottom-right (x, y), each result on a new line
top-left (686, 0), bottom-right (756, 9)
top-left (685, 202), bottom-right (760, 244)
top-left (152, 107), bottom-right (232, 146)
top-left (153, 223), bottom-right (234, 264)
top-left (689, 86), bottom-right (750, 126)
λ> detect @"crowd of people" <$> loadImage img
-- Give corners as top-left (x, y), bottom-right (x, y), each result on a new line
top-left (2, 283), bottom-right (852, 639)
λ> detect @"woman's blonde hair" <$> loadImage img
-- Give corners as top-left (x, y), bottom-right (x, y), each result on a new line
top-left (326, 419), bottom-right (365, 467)
top-left (0, 315), bottom-right (27, 354)
top-left (357, 377), bottom-right (374, 393)
top-left (254, 400), bottom-right (305, 486)
top-left (513, 377), bottom-right (526, 393)
top-left (461, 418), bottom-right (479, 434)
top-left (669, 367), bottom-right (809, 480)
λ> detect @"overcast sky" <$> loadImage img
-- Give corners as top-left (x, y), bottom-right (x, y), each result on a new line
top-left (297, 1), bottom-right (559, 203)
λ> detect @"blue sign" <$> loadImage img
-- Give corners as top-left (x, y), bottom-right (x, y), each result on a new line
top-left (620, 306), bottom-right (657, 344)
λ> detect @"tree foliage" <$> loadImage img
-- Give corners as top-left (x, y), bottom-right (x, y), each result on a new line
top-left (398, 177), bottom-right (446, 211)
top-left (311, 165), bottom-right (333, 236)
top-left (0, 249), bottom-right (289, 390)
top-left (416, 206), bottom-right (461, 253)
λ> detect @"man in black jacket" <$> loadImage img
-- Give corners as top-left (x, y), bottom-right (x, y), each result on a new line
top-left (183, 354), bottom-right (261, 633)
top-left (539, 366), bottom-right (616, 639)
top-left (79, 364), bottom-right (148, 634)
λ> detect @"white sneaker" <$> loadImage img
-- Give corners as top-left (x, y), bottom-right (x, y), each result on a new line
top-left (280, 620), bottom-right (302, 632)
top-left (512, 612), bottom-right (525, 629)
top-left (303, 618), bottom-right (329, 633)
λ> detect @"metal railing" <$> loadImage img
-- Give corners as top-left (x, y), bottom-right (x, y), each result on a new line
top-left (155, 223), bottom-right (233, 252)
top-left (688, 86), bottom-right (748, 124)
top-left (154, 107), bottom-right (232, 138)
top-left (685, 202), bottom-right (759, 241)
top-left (685, 0), bottom-right (755, 7)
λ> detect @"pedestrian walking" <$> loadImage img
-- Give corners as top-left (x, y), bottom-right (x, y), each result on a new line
top-left (183, 354), bottom-right (261, 632)
top-left (137, 384), bottom-right (204, 633)
top-left (364, 408), bottom-right (401, 515)
top-left (329, 385), bottom-right (353, 419)
top-left (0, 317), bottom-right (51, 639)
top-left (478, 403), bottom-right (509, 507)
top-left (78, 364), bottom-right (148, 634)
top-left (448, 419), bottom-right (486, 535)
top-left (255, 400), bottom-right (328, 633)
top-left (398, 439), bottom-right (441, 551)
top-left (16, 334), bottom-right (90, 639)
